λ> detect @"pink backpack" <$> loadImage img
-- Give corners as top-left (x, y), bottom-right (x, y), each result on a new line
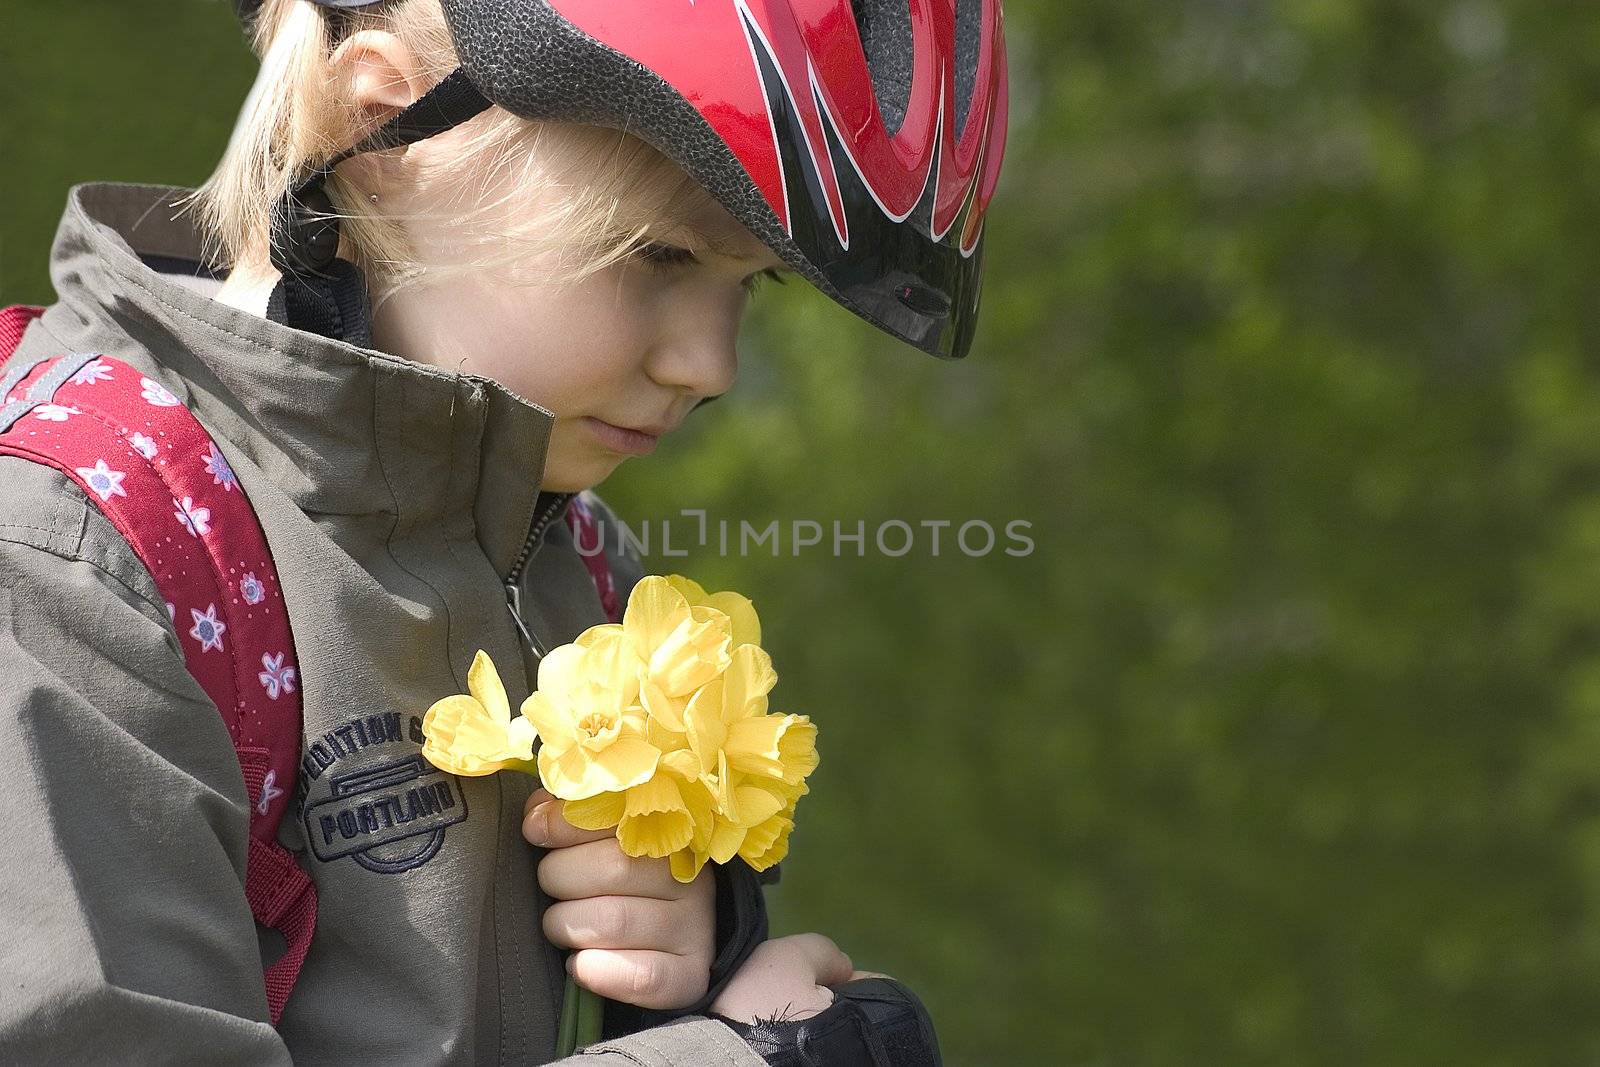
top-left (0, 304), bottom-right (622, 1027)
top-left (0, 304), bottom-right (315, 1025)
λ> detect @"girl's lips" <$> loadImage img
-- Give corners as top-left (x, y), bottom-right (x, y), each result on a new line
top-left (583, 416), bottom-right (660, 455)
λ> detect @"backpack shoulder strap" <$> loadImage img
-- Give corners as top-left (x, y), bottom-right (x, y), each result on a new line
top-left (565, 491), bottom-right (622, 623)
top-left (0, 313), bottom-right (315, 1026)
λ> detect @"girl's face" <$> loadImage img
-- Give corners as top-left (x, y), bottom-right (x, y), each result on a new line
top-left (368, 171), bottom-right (786, 493)
top-left (302, 29), bottom-right (787, 494)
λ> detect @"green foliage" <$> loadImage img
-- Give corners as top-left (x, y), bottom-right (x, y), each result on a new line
top-left (6, 1), bottom-right (1599, 1062)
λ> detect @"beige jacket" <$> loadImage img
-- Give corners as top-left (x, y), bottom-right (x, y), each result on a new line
top-left (0, 182), bottom-right (766, 1066)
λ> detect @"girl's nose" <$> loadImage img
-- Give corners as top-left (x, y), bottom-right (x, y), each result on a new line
top-left (645, 324), bottom-right (740, 400)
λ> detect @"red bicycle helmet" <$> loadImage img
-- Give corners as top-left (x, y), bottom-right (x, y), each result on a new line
top-left (235, 0), bottom-right (1008, 361)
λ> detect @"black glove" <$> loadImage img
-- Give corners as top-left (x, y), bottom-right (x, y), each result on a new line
top-left (598, 856), bottom-right (769, 1039)
top-left (711, 977), bottom-right (942, 1067)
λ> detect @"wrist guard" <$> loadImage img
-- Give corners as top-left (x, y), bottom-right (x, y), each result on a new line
top-left (711, 977), bottom-right (942, 1067)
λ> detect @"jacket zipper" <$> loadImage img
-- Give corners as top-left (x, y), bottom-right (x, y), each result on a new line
top-left (504, 490), bottom-right (575, 660)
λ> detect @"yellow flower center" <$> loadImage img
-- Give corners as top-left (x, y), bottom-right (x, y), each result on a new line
top-left (576, 711), bottom-right (619, 751)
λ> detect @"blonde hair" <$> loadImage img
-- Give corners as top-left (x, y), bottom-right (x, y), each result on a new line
top-left (182, 0), bottom-right (715, 305)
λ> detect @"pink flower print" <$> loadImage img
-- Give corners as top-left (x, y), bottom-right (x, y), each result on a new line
top-left (256, 769), bottom-right (284, 815)
top-left (258, 652), bottom-right (297, 700)
top-left (240, 572), bottom-right (265, 605)
top-left (74, 459), bottom-right (127, 503)
top-left (128, 432), bottom-right (159, 460)
top-left (188, 604), bottom-right (226, 653)
top-left (203, 442), bottom-right (238, 492)
top-left (69, 358), bottom-right (113, 386)
top-left (174, 496), bottom-right (212, 537)
top-left (140, 376), bottom-right (180, 407)
top-left (34, 403), bottom-right (80, 422)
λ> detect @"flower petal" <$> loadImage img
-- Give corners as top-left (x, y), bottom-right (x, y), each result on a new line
top-left (507, 716), bottom-right (536, 753)
top-left (519, 691), bottom-right (575, 750)
top-left (775, 716), bottom-right (820, 785)
top-left (660, 748), bottom-right (702, 782)
top-left (575, 622), bottom-right (624, 650)
top-left (618, 775), bottom-right (694, 858)
top-left (467, 649), bottom-right (511, 723)
top-left (730, 783), bottom-right (786, 829)
top-left (589, 737), bottom-right (662, 794)
top-left (705, 590), bottom-right (761, 649)
top-left (711, 749), bottom-right (738, 816)
top-left (720, 645), bottom-right (777, 724)
top-left (537, 643), bottom-right (589, 704)
top-left (669, 846), bottom-right (711, 884)
top-left (640, 678), bottom-right (686, 733)
top-left (684, 680), bottom-right (728, 774)
top-left (645, 712), bottom-right (689, 754)
top-left (623, 576), bottom-right (692, 660)
top-left (725, 713), bottom-right (819, 785)
top-left (664, 574), bottom-right (709, 604)
top-left (578, 626), bottom-right (641, 705)
top-left (540, 744), bottom-right (597, 800)
top-left (723, 715), bottom-right (787, 781)
top-left (708, 817), bottom-right (746, 865)
top-left (678, 775), bottom-right (718, 853)
top-left (739, 809), bottom-right (795, 871)
top-left (648, 607), bottom-right (732, 697)
top-left (563, 791), bottom-right (626, 831)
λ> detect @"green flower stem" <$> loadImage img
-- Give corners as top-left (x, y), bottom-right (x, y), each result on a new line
top-left (556, 971), bottom-right (578, 1056)
top-left (575, 983), bottom-right (605, 1048)
top-left (554, 970), bottom-right (604, 1056)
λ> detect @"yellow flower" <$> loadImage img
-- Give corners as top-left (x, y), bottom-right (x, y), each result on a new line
top-left (738, 780), bottom-right (806, 871)
top-left (681, 645), bottom-right (776, 773)
top-left (680, 645), bottom-right (817, 790)
top-left (726, 713), bottom-right (819, 788)
top-left (520, 629), bottom-right (661, 801)
top-left (421, 650), bottom-right (538, 776)
top-left (624, 576), bottom-right (735, 703)
top-left (421, 575), bottom-right (815, 887)
top-left (664, 574), bottom-right (762, 649)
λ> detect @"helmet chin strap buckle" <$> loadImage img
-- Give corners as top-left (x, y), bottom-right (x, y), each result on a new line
top-left (270, 178), bottom-right (342, 279)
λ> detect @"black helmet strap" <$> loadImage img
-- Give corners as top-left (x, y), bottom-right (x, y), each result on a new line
top-left (266, 68), bottom-right (493, 344)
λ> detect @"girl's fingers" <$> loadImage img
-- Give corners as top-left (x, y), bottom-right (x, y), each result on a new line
top-left (849, 969), bottom-right (893, 982)
top-left (775, 932), bottom-right (855, 987)
top-left (537, 838), bottom-right (684, 901)
top-left (542, 894), bottom-right (700, 956)
top-left (569, 948), bottom-right (711, 1010)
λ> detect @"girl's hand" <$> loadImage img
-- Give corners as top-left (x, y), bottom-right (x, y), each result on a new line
top-left (523, 787), bottom-right (717, 1010)
top-left (710, 933), bottom-right (889, 1025)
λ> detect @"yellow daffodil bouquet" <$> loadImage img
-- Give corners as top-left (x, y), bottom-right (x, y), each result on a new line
top-left (419, 574), bottom-right (819, 1053)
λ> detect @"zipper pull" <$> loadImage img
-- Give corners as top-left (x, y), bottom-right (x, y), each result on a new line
top-left (505, 580), bottom-right (549, 659)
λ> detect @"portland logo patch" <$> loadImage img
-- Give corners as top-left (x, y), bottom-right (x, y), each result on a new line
top-left (299, 712), bottom-right (467, 874)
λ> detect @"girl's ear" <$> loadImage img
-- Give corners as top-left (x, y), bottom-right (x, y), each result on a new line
top-left (331, 30), bottom-right (425, 141)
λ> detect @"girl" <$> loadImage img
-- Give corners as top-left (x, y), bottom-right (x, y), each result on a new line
top-left (0, 0), bottom-right (1006, 1062)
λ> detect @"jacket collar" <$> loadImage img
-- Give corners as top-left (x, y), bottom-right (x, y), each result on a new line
top-left (31, 181), bottom-right (564, 580)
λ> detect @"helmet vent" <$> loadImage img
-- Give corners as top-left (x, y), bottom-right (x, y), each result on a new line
top-left (953, 0), bottom-right (983, 138)
top-left (850, 0), bottom-right (914, 136)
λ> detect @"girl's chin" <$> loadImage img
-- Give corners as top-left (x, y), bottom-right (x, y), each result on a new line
top-left (541, 448), bottom-right (628, 494)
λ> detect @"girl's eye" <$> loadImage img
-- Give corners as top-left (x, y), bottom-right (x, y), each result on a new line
top-left (636, 242), bottom-right (699, 269)
top-left (635, 240), bottom-right (785, 295)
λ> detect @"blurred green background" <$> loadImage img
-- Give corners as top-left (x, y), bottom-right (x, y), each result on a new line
top-left (4, 1), bottom-right (1595, 1063)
